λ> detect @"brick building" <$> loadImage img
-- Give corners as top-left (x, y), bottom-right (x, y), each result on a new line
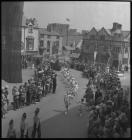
top-left (80, 22), bottom-right (130, 70)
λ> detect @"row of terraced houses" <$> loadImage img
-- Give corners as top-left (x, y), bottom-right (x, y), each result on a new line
top-left (80, 22), bottom-right (130, 70)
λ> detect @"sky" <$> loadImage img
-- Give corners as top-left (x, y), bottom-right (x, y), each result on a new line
top-left (24, 1), bottom-right (130, 32)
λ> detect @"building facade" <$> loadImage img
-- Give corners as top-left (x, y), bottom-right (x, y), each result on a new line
top-left (47, 23), bottom-right (82, 47)
top-left (21, 18), bottom-right (39, 56)
top-left (39, 29), bottom-right (63, 56)
top-left (80, 22), bottom-right (130, 69)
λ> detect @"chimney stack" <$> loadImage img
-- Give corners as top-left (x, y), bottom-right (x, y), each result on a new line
top-left (112, 22), bottom-right (122, 34)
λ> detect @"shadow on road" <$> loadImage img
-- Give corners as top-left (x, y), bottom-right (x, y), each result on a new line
top-left (28, 105), bottom-right (89, 138)
top-left (52, 109), bottom-right (65, 113)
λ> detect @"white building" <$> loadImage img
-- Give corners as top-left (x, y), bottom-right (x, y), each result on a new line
top-left (21, 17), bottom-right (39, 56)
top-left (39, 28), bottom-right (62, 56)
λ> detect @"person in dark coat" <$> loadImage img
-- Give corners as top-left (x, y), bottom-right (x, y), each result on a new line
top-left (52, 73), bottom-right (57, 94)
top-left (26, 83), bottom-right (31, 106)
top-left (7, 119), bottom-right (16, 138)
top-left (95, 88), bottom-right (102, 105)
top-left (32, 108), bottom-right (41, 138)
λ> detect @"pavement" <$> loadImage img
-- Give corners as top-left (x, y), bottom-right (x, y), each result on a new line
top-left (2, 68), bottom-right (130, 138)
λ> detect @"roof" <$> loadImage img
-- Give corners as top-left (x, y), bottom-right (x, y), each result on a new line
top-left (39, 28), bottom-right (60, 36)
top-left (106, 29), bottom-right (112, 36)
top-left (48, 23), bottom-right (69, 26)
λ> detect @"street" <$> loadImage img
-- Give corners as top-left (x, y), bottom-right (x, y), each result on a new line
top-left (2, 69), bottom-right (88, 138)
top-left (2, 68), bottom-right (130, 138)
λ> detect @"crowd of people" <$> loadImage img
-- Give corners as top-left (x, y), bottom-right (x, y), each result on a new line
top-left (2, 85), bottom-right (9, 118)
top-left (2, 60), bottom-right (57, 118)
top-left (2, 58), bottom-right (130, 138)
top-left (82, 66), bottom-right (130, 138)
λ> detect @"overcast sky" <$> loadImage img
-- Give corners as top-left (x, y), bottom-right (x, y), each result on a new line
top-left (24, 1), bottom-right (130, 31)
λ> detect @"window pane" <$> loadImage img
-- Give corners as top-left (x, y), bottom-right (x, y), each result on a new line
top-left (26, 38), bottom-right (34, 50)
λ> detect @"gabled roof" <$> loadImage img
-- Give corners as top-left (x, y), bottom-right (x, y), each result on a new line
top-left (88, 27), bottom-right (98, 35)
top-left (39, 28), bottom-right (60, 36)
top-left (106, 29), bottom-right (112, 36)
top-left (98, 27), bottom-right (111, 36)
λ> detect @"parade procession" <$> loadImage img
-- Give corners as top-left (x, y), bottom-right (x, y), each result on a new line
top-left (2, 1), bottom-right (130, 138)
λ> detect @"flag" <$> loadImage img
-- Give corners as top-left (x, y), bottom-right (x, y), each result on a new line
top-left (66, 18), bottom-right (70, 22)
top-left (94, 51), bottom-right (97, 61)
top-left (107, 48), bottom-right (111, 66)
